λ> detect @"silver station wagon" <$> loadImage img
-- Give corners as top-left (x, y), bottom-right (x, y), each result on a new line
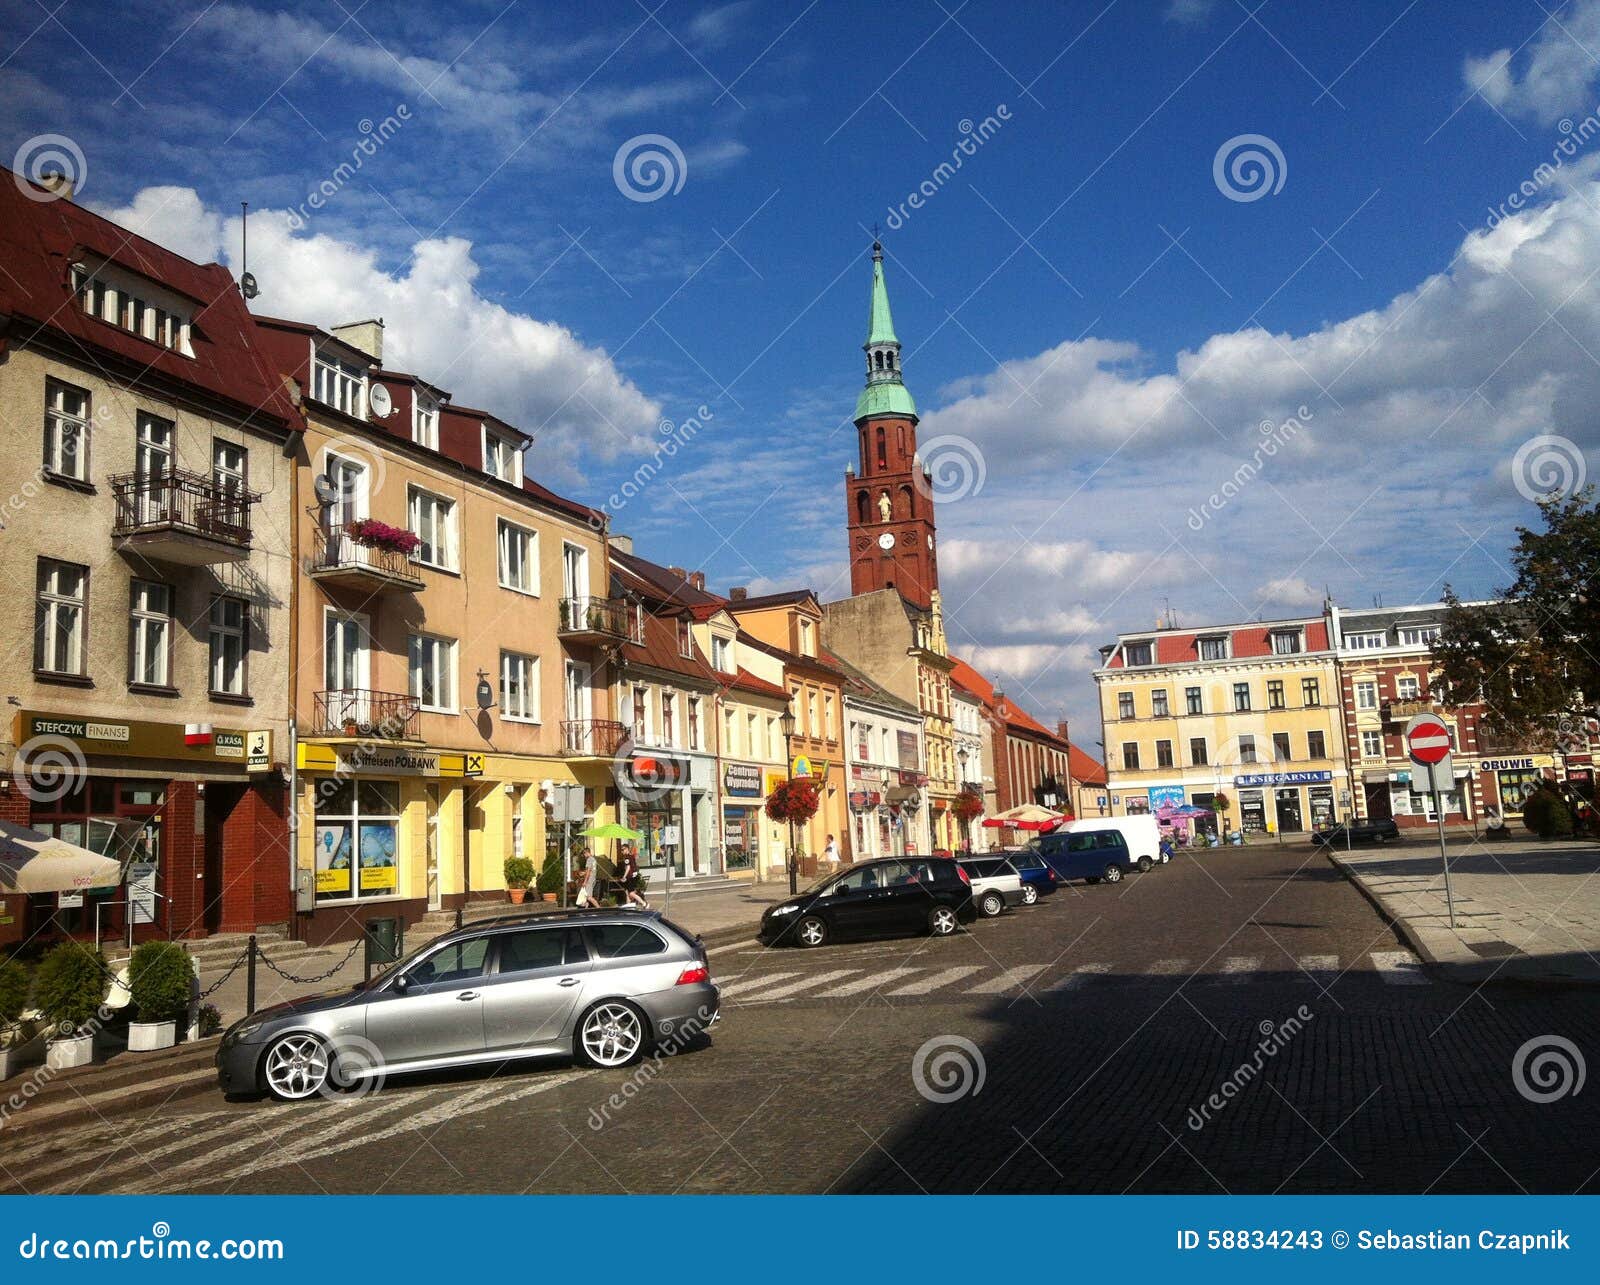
top-left (216, 911), bottom-right (719, 1101)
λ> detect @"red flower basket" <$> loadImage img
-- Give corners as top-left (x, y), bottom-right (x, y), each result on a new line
top-left (346, 518), bottom-right (421, 556)
top-left (765, 778), bottom-right (821, 825)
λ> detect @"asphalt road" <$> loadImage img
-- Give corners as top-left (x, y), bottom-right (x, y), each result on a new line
top-left (5, 843), bottom-right (1596, 1195)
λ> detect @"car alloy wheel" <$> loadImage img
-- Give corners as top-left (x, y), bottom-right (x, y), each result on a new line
top-left (262, 1033), bottom-right (331, 1101)
top-left (1103, 864), bottom-right (1124, 884)
top-left (980, 892), bottom-right (1003, 917)
top-left (1137, 856), bottom-right (1153, 873)
top-left (929, 905), bottom-right (959, 936)
top-left (579, 1001), bottom-right (646, 1068)
top-left (1021, 884), bottom-right (1039, 905)
top-left (796, 915), bottom-right (828, 948)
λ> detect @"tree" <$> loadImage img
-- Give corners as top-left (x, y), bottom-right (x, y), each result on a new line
top-left (1431, 489), bottom-right (1600, 749)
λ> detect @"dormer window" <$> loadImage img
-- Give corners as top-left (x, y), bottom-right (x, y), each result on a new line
top-left (711, 634), bottom-right (732, 672)
top-left (71, 262), bottom-right (193, 355)
top-left (1198, 635), bottom-right (1229, 661)
top-left (1397, 625), bottom-right (1440, 647)
top-left (1270, 629), bottom-right (1303, 655)
top-left (798, 618), bottom-right (815, 657)
top-left (312, 346), bottom-right (366, 418)
top-left (413, 395), bottom-right (439, 450)
top-left (1123, 640), bottom-right (1154, 667)
top-left (1344, 631), bottom-right (1385, 651)
top-left (677, 618), bottom-right (693, 659)
top-left (483, 426), bottom-right (522, 484)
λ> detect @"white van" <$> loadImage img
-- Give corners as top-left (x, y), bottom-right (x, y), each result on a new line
top-left (1055, 815), bottom-right (1163, 872)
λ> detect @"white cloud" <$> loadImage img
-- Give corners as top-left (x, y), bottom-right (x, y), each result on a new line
top-left (1252, 576), bottom-right (1324, 610)
top-left (1164, 0), bottom-right (1216, 26)
top-left (1462, 0), bottom-right (1600, 124)
top-left (91, 187), bottom-right (662, 474)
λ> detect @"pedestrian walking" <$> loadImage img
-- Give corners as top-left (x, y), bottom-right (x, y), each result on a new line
top-left (575, 847), bottom-right (601, 908)
top-left (617, 843), bottom-right (649, 909)
top-left (823, 834), bottom-right (840, 869)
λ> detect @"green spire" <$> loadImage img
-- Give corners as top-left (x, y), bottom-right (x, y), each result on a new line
top-left (866, 242), bottom-right (899, 347)
top-left (855, 240), bottom-right (917, 422)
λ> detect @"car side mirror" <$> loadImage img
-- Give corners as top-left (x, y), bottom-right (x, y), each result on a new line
top-left (391, 972), bottom-right (409, 992)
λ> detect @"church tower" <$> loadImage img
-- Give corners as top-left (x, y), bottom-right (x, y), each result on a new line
top-left (844, 241), bottom-right (938, 610)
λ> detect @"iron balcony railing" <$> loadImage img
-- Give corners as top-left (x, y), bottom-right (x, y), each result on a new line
top-left (110, 469), bottom-right (256, 547)
top-left (310, 522), bottom-right (424, 587)
top-left (558, 596), bottom-right (632, 641)
top-left (560, 719), bottom-right (627, 757)
top-left (313, 689), bottom-right (421, 740)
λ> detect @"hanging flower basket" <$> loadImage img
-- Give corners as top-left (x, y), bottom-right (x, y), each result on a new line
top-left (345, 518), bottom-right (421, 556)
top-left (951, 790), bottom-right (984, 824)
top-left (765, 778), bottom-right (821, 825)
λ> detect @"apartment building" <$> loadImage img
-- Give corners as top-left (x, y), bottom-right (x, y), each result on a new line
top-left (832, 651), bottom-right (928, 860)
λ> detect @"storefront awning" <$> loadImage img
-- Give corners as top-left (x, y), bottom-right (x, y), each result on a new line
top-left (0, 819), bottom-right (123, 894)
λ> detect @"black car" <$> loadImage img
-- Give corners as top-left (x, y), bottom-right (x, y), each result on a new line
top-left (1310, 817), bottom-right (1400, 847)
top-left (758, 856), bottom-right (978, 948)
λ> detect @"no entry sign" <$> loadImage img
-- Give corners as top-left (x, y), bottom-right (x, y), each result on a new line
top-left (1404, 713), bottom-right (1452, 766)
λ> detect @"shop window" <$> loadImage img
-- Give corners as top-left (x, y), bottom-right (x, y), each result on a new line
top-left (313, 778), bottom-right (400, 903)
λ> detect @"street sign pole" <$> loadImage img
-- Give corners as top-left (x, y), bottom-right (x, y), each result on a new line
top-left (1405, 713), bottom-right (1458, 931)
top-left (1432, 770), bottom-right (1457, 930)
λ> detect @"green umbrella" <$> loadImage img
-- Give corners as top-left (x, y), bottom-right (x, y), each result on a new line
top-left (579, 822), bottom-right (643, 841)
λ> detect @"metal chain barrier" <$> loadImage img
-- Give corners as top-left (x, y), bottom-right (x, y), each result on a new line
top-left (255, 937), bottom-right (363, 985)
top-left (195, 947), bottom-right (252, 1000)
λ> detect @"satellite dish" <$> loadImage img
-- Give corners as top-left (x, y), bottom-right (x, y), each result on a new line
top-left (368, 383), bottom-right (393, 418)
top-left (240, 271), bottom-right (259, 300)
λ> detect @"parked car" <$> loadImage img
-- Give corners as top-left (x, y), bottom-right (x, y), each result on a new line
top-left (957, 856), bottom-right (1028, 916)
top-left (1311, 817), bottom-right (1400, 847)
top-left (1006, 848), bottom-right (1059, 903)
top-left (1054, 815), bottom-right (1161, 871)
top-left (758, 856), bottom-right (976, 948)
top-left (1037, 828), bottom-right (1135, 885)
top-left (216, 911), bottom-right (717, 1101)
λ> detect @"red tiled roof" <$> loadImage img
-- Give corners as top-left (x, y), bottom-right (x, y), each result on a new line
top-left (1068, 745), bottom-right (1105, 785)
top-left (620, 610), bottom-right (718, 686)
top-left (947, 656), bottom-right (994, 703)
top-left (0, 171), bottom-right (297, 431)
top-left (726, 667), bottom-right (789, 700)
top-left (948, 655), bottom-right (1065, 746)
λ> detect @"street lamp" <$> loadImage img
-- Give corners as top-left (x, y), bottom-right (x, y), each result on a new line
top-left (781, 707), bottom-right (798, 894)
top-left (957, 747), bottom-right (971, 852)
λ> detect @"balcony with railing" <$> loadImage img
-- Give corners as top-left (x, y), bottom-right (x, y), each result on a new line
top-left (560, 719), bottom-right (627, 757)
top-left (309, 522), bottom-right (425, 594)
top-left (1384, 697), bottom-right (1436, 722)
top-left (312, 689), bottom-right (421, 741)
top-left (110, 469), bottom-right (257, 565)
top-left (558, 596), bottom-right (631, 645)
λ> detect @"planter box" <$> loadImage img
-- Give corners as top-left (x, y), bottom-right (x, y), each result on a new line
top-left (46, 1034), bottom-right (97, 1071)
top-left (0, 1032), bottom-right (47, 1081)
top-left (128, 1019), bottom-right (177, 1052)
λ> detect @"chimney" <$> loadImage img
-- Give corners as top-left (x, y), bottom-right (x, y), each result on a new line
top-left (1057, 719), bottom-right (1070, 742)
top-left (37, 171), bottom-right (75, 200)
top-left (690, 571), bottom-right (706, 591)
top-left (331, 318), bottom-right (385, 365)
top-left (730, 587), bottom-right (748, 602)
top-left (668, 566), bottom-right (688, 583)
top-left (609, 533), bottom-right (633, 555)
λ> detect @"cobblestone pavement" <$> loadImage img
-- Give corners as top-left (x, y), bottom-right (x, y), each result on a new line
top-left (4, 845), bottom-right (1596, 1195)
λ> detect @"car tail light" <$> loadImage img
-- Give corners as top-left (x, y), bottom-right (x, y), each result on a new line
top-left (1047, 869), bottom-right (1057, 882)
top-left (956, 864), bottom-right (971, 884)
top-left (675, 966), bottom-right (709, 986)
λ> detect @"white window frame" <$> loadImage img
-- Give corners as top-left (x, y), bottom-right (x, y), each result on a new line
top-left (497, 518), bottom-right (539, 595)
top-left (1398, 626), bottom-right (1441, 648)
top-left (711, 634), bottom-right (733, 672)
top-left (323, 607), bottom-right (370, 693)
top-left (408, 486), bottom-right (457, 571)
top-left (1361, 730), bottom-right (1383, 759)
top-left (37, 559), bottom-right (87, 676)
top-left (130, 579), bottom-right (172, 688)
top-left (500, 651), bottom-right (540, 723)
top-left (413, 394), bottom-right (439, 449)
top-left (1198, 635), bottom-right (1229, 661)
top-left (43, 380), bottom-right (91, 481)
top-left (1395, 675), bottom-right (1421, 701)
top-left (482, 425), bottom-right (523, 484)
top-left (408, 632), bottom-right (457, 713)
top-left (209, 595), bottom-right (248, 696)
top-left (312, 345), bottom-right (367, 419)
top-left (1354, 680), bottom-right (1378, 711)
top-left (1343, 631), bottom-right (1385, 651)
top-left (1270, 630), bottom-right (1303, 655)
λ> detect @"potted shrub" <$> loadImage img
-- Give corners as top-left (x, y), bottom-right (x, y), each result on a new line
top-left (504, 856), bottom-right (535, 904)
top-left (35, 941), bottom-right (107, 1070)
top-left (0, 957), bottom-right (43, 1081)
top-left (126, 941), bottom-right (193, 1052)
top-left (195, 1003), bottom-right (223, 1039)
top-left (536, 855), bottom-right (563, 902)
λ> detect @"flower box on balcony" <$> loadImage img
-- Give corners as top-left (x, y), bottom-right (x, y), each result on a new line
top-left (345, 518), bottom-right (421, 556)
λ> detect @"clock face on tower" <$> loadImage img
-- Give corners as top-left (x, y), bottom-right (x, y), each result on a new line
top-left (877, 532), bottom-right (896, 551)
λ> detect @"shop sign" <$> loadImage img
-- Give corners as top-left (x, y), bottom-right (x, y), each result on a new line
top-left (898, 770), bottom-right (929, 787)
top-left (246, 730), bottom-right (273, 772)
top-left (1147, 785), bottom-right (1185, 809)
top-left (1233, 770), bottom-right (1334, 787)
top-left (214, 731), bottom-right (245, 759)
top-left (896, 730), bottom-right (919, 770)
top-left (791, 754), bottom-right (814, 778)
top-left (1481, 755), bottom-right (1555, 772)
top-left (14, 712), bottom-right (249, 765)
top-left (724, 763), bottom-right (763, 797)
top-left (300, 742), bottom-right (472, 778)
top-left (630, 754), bottom-right (690, 788)
top-left (848, 790), bottom-right (881, 812)
top-left (763, 770), bottom-right (788, 797)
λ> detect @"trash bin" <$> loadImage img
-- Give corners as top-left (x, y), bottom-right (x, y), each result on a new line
top-left (364, 917), bottom-right (403, 979)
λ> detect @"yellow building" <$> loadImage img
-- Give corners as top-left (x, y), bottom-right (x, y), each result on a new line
top-left (1094, 615), bottom-right (1349, 836)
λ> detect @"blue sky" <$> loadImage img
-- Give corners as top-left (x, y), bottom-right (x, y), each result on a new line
top-left (7, 0), bottom-right (1600, 742)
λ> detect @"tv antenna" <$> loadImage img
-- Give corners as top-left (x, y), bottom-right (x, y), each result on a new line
top-left (239, 201), bottom-right (259, 300)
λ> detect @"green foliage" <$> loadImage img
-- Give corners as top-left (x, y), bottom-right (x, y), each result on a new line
top-left (197, 1003), bottom-right (223, 1037)
top-left (0, 957), bottom-right (31, 1031)
top-left (34, 942), bottom-right (106, 1036)
top-left (127, 941), bottom-right (193, 1024)
top-left (535, 854), bottom-right (564, 896)
top-left (1521, 787), bottom-right (1574, 840)
top-left (503, 856), bottom-right (536, 890)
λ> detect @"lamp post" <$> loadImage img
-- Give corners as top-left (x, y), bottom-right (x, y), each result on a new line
top-left (781, 707), bottom-right (798, 895)
top-left (957, 747), bottom-right (971, 852)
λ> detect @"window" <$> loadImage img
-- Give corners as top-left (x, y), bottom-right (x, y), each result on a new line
top-left (1185, 686), bottom-right (1202, 715)
top-left (312, 347), bottom-right (366, 417)
top-left (497, 519), bottom-right (538, 594)
top-left (751, 712), bottom-right (765, 759)
top-left (483, 427), bottom-right (522, 483)
top-left (1123, 641), bottom-right (1153, 666)
top-left (1151, 689), bottom-right (1169, 718)
top-left (824, 692), bottom-right (835, 740)
top-left (688, 696), bottom-right (702, 751)
top-left (677, 618), bottom-right (693, 659)
top-left (1198, 636), bottom-right (1228, 661)
top-left (1238, 735), bottom-right (1257, 764)
top-left (313, 780), bottom-right (400, 903)
top-left (413, 395), bottom-right (439, 449)
top-left (1398, 626), bottom-right (1440, 647)
top-left (807, 689), bottom-right (819, 736)
top-left (1361, 730), bottom-right (1383, 758)
top-left (501, 651), bottom-right (539, 722)
top-left (1302, 677), bottom-right (1320, 707)
top-left (1267, 679), bottom-right (1285, 709)
top-left (72, 263), bottom-right (189, 353)
top-left (1271, 630), bottom-right (1303, 655)
top-left (1189, 737), bottom-right (1208, 766)
top-left (1155, 739), bottom-right (1174, 768)
top-left (1272, 732), bottom-right (1292, 762)
top-left (711, 635), bottom-right (732, 672)
top-left (408, 488), bottom-right (456, 570)
top-left (1307, 730), bottom-right (1326, 759)
top-left (798, 618), bottom-right (815, 657)
top-left (129, 580), bottom-right (171, 687)
top-left (408, 634), bottom-right (456, 712)
top-left (212, 439), bottom-right (247, 498)
top-left (630, 685), bottom-right (649, 742)
top-left (208, 596), bottom-right (248, 696)
top-left (1344, 631), bottom-right (1385, 651)
top-left (586, 923), bottom-right (666, 958)
top-left (661, 693), bottom-right (676, 745)
top-left (1396, 675), bottom-right (1420, 700)
top-left (498, 927), bottom-right (586, 974)
top-left (43, 380), bottom-right (91, 481)
top-left (1121, 742), bottom-right (1140, 770)
top-left (1354, 680), bottom-right (1378, 710)
top-left (1233, 682), bottom-right (1251, 712)
top-left (1118, 691), bottom-right (1135, 719)
top-left (36, 559), bottom-right (87, 676)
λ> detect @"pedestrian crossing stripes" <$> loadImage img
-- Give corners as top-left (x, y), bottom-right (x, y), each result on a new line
top-left (965, 964), bottom-right (1047, 995)
top-left (814, 967), bottom-right (921, 996)
top-left (1370, 950), bottom-right (1430, 985)
top-left (1219, 956), bottom-right (1263, 982)
top-left (748, 969), bottom-right (860, 1000)
top-left (885, 965), bottom-right (986, 995)
top-left (716, 971), bottom-right (802, 997)
top-left (1047, 962), bottom-right (1112, 992)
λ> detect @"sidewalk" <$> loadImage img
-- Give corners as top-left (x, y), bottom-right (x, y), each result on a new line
top-left (1327, 835), bottom-right (1600, 985)
top-left (0, 881), bottom-right (787, 1138)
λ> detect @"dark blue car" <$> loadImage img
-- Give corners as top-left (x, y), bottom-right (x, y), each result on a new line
top-left (1037, 829), bottom-right (1134, 886)
top-left (1007, 849), bottom-right (1059, 903)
